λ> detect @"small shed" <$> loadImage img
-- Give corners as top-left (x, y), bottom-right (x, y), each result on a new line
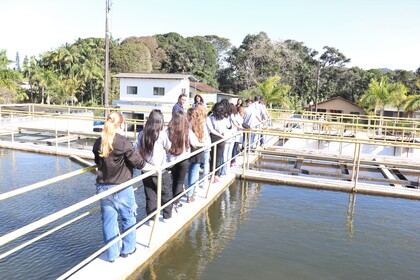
top-left (314, 97), bottom-right (366, 115)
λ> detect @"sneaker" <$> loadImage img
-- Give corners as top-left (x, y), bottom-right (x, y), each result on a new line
top-left (120, 247), bottom-right (136, 258)
top-left (187, 195), bottom-right (195, 203)
top-left (173, 201), bottom-right (182, 213)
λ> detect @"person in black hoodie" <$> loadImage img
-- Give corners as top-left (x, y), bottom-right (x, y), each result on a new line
top-left (93, 111), bottom-right (152, 263)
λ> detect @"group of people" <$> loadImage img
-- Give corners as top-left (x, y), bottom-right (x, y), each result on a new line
top-left (92, 93), bottom-right (269, 262)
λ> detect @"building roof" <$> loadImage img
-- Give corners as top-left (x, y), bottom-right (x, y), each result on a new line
top-left (190, 82), bottom-right (221, 93)
top-left (317, 96), bottom-right (363, 109)
top-left (114, 72), bottom-right (198, 81)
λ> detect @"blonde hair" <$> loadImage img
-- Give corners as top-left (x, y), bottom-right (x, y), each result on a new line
top-left (100, 111), bottom-right (124, 158)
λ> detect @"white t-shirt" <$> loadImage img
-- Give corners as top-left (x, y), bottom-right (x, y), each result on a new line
top-left (136, 130), bottom-right (171, 167)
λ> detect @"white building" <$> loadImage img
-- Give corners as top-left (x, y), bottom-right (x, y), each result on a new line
top-left (113, 73), bottom-right (198, 124)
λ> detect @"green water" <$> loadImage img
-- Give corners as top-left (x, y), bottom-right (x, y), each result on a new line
top-left (0, 150), bottom-right (419, 279)
top-left (133, 181), bottom-right (419, 280)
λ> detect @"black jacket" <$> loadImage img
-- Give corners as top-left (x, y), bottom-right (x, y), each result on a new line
top-left (93, 133), bottom-right (146, 185)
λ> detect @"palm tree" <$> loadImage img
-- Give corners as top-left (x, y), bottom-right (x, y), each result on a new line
top-left (61, 78), bottom-right (82, 106)
top-left (77, 59), bottom-right (103, 105)
top-left (32, 67), bottom-right (57, 104)
top-left (255, 76), bottom-right (291, 109)
top-left (360, 76), bottom-right (395, 134)
top-left (360, 76), bottom-right (394, 117)
top-left (388, 82), bottom-right (409, 118)
top-left (0, 50), bottom-right (20, 92)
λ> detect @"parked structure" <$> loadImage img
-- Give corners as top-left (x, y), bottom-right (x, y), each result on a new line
top-left (311, 97), bottom-right (366, 115)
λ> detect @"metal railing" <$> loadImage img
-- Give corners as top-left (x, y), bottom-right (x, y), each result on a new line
top-left (0, 129), bottom-right (235, 278)
top-left (1, 105), bottom-right (420, 278)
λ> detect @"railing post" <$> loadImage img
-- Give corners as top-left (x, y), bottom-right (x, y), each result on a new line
top-left (353, 142), bottom-right (362, 189)
top-left (210, 140), bottom-right (218, 185)
top-left (242, 130), bottom-right (248, 178)
top-left (205, 141), bottom-right (219, 199)
top-left (148, 168), bottom-right (162, 247)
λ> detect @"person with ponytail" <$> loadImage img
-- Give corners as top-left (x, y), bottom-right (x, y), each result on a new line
top-left (93, 111), bottom-right (152, 263)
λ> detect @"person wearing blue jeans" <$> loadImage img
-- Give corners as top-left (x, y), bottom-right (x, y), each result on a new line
top-left (201, 149), bottom-right (210, 186)
top-left (93, 112), bottom-right (152, 263)
top-left (96, 183), bottom-right (137, 262)
top-left (187, 158), bottom-right (201, 200)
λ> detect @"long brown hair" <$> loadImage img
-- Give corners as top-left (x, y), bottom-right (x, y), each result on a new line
top-left (168, 111), bottom-right (189, 155)
top-left (190, 107), bottom-right (205, 142)
top-left (100, 111), bottom-right (124, 158)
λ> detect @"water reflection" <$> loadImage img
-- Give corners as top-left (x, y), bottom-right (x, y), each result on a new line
top-left (346, 192), bottom-right (356, 237)
top-left (131, 180), bottom-right (263, 280)
top-left (1, 150), bottom-right (419, 280)
top-left (131, 182), bottom-right (419, 280)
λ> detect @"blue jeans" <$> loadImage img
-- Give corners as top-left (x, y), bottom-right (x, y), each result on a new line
top-left (221, 141), bottom-right (234, 175)
top-left (187, 162), bottom-right (201, 197)
top-left (96, 183), bottom-right (137, 262)
top-left (242, 133), bottom-right (256, 150)
top-left (202, 149), bottom-right (210, 185)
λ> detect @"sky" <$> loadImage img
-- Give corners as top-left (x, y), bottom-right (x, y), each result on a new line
top-left (1, 0), bottom-right (419, 71)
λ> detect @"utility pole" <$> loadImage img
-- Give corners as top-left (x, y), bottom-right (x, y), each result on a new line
top-left (315, 59), bottom-right (321, 113)
top-left (104, 0), bottom-right (110, 109)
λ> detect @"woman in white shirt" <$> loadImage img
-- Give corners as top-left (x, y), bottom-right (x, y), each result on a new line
top-left (136, 109), bottom-right (173, 220)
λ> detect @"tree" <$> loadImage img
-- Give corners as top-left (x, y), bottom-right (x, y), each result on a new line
top-left (225, 32), bottom-right (284, 92)
top-left (315, 46), bottom-right (351, 106)
top-left (15, 52), bottom-right (21, 72)
top-left (156, 33), bottom-right (218, 86)
top-left (0, 50), bottom-right (23, 103)
top-left (255, 76), bottom-right (291, 109)
top-left (122, 36), bottom-right (165, 71)
top-left (111, 41), bottom-right (152, 73)
top-left (360, 76), bottom-right (393, 117)
top-left (32, 67), bottom-right (58, 104)
top-left (61, 78), bottom-right (82, 106)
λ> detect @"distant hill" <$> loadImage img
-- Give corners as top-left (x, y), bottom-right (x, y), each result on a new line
top-left (379, 68), bottom-right (392, 73)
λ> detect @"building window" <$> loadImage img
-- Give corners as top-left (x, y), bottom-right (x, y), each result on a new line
top-left (182, 88), bottom-right (186, 94)
top-left (350, 112), bottom-right (360, 115)
top-left (153, 87), bottom-right (165, 96)
top-left (127, 86), bottom-right (138, 95)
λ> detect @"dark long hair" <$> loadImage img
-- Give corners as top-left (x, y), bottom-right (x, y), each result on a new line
top-left (194, 94), bottom-right (204, 104)
top-left (139, 109), bottom-right (164, 160)
top-left (220, 98), bottom-right (231, 117)
top-left (168, 111), bottom-right (189, 155)
top-left (212, 102), bottom-right (225, 120)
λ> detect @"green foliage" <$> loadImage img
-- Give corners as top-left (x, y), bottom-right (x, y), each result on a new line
top-left (255, 76), bottom-right (291, 109)
top-left (2, 31), bottom-right (419, 111)
top-left (359, 76), bottom-right (409, 116)
top-left (0, 50), bottom-right (24, 103)
top-left (111, 41), bottom-right (152, 73)
top-left (155, 33), bottom-right (219, 87)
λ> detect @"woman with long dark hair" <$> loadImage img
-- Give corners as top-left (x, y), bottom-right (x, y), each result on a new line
top-left (136, 109), bottom-right (173, 221)
top-left (93, 111), bottom-right (152, 262)
top-left (208, 101), bottom-right (230, 182)
top-left (192, 94), bottom-right (206, 108)
top-left (167, 111), bottom-right (190, 209)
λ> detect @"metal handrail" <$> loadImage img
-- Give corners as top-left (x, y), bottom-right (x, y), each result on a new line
top-left (1, 113), bottom-right (420, 276)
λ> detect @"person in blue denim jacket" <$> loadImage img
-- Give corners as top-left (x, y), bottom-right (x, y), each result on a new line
top-left (93, 111), bottom-right (153, 263)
